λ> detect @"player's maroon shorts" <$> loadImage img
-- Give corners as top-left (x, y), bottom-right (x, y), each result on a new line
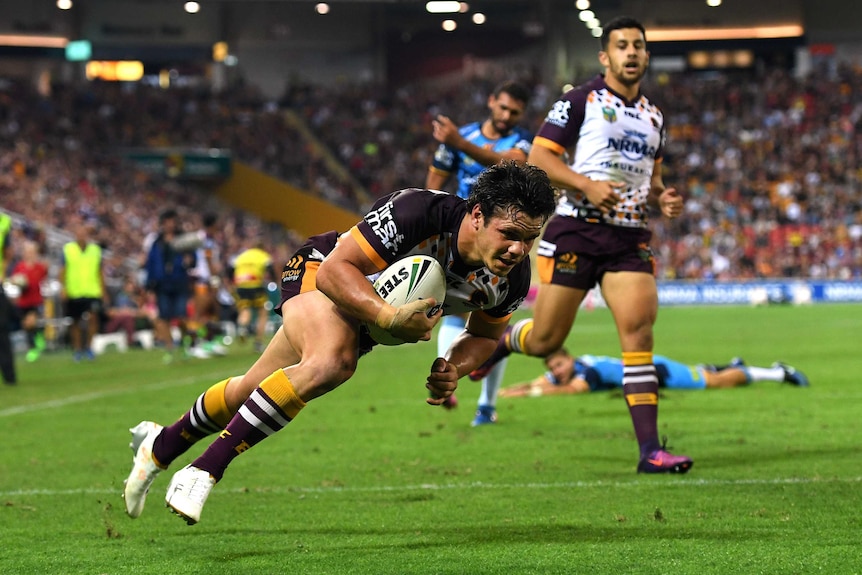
top-left (275, 230), bottom-right (338, 315)
top-left (536, 215), bottom-right (656, 290)
top-left (274, 230), bottom-right (376, 354)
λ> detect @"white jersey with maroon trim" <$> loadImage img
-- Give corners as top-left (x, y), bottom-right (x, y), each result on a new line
top-left (534, 74), bottom-right (666, 229)
top-left (348, 188), bottom-right (531, 322)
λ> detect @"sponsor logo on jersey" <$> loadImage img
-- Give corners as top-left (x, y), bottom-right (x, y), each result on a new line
top-left (281, 255), bottom-right (304, 283)
top-left (602, 106), bottom-right (617, 123)
top-left (606, 129), bottom-right (657, 161)
top-left (545, 99), bottom-right (571, 128)
top-left (365, 200), bottom-right (404, 253)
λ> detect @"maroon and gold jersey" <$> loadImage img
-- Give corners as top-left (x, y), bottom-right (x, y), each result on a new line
top-left (351, 188), bottom-right (532, 322)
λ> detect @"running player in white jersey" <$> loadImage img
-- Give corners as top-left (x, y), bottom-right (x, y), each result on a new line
top-left (471, 16), bottom-right (692, 474)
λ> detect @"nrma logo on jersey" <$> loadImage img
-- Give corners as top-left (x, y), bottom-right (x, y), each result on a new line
top-left (606, 129), bottom-right (657, 161)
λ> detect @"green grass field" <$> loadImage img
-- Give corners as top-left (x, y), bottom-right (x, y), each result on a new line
top-left (2, 304), bottom-right (861, 575)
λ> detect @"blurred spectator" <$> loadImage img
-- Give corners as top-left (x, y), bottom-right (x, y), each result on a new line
top-left (227, 238), bottom-right (276, 353)
top-left (9, 240), bottom-right (48, 362)
top-left (102, 275), bottom-right (152, 347)
top-left (59, 221), bottom-right (106, 362)
top-left (143, 208), bottom-right (197, 363)
top-left (188, 212), bottom-right (227, 357)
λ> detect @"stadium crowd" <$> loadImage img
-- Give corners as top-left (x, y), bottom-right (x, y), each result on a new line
top-left (294, 66), bottom-right (862, 281)
top-left (1, 62), bottom-right (861, 353)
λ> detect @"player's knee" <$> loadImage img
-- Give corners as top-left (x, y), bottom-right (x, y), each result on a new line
top-left (622, 325), bottom-right (653, 351)
top-left (303, 352), bottom-right (357, 394)
top-left (525, 332), bottom-right (566, 358)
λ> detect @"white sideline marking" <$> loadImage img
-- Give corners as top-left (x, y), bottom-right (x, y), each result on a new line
top-left (0, 372), bottom-right (227, 418)
top-left (2, 476), bottom-right (861, 498)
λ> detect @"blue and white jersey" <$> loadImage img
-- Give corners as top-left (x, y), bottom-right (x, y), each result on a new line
top-left (430, 122), bottom-right (533, 199)
top-left (546, 354), bottom-right (707, 391)
top-left (534, 74), bottom-right (666, 228)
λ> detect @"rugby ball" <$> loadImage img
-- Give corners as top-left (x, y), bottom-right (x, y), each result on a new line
top-left (366, 255), bottom-right (446, 346)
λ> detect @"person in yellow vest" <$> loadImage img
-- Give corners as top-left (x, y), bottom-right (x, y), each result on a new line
top-left (59, 221), bottom-right (107, 362)
top-left (227, 239), bottom-right (276, 353)
top-left (0, 211), bottom-right (17, 384)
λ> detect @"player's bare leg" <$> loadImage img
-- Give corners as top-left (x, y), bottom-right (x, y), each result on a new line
top-left (166, 290), bottom-right (361, 524)
top-left (603, 271), bottom-right (692, 474)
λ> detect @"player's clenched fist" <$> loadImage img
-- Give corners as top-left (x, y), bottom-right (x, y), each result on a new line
top-left (426, 357), bottom-right (458, 405)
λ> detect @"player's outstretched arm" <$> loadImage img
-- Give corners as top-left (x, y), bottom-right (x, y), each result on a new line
top-left (438, 313), bottom-right (509, 381)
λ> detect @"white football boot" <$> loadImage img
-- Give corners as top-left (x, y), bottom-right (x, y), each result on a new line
top-left (165, 465), bottom-right (216, 525)
top-left (123, 421), bottom-right (165, 518)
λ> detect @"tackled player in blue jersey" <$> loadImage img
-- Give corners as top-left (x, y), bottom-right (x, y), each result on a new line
top-left (498, 348), bottom-right (810, 399)
top-left (122, 160), bottom-right (557, 525)
top-left (426, 80), bottom-right (535, 426)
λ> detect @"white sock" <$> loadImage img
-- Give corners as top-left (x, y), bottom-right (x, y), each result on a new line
top-left (745, 366), bottom-right (785, 382)
top-left (478, 357), bottom-right (508, 408)
top-left (437, 315), bottom-right (466, 358)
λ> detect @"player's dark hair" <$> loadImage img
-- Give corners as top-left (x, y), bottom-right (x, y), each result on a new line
top-left (468, 160), bottom-right (556, 225)
top-left (600, 16), bottom-right (646, 50)
top-left (159, 208), bottom-right (178, 223)
top-left (203, 212), bottom-right (218, 228)
top-left (493, 80), bottom-right (531, 105)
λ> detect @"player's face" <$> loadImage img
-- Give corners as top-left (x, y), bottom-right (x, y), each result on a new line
top-left (546, 354), bottom-right (574, 384)
top-left (476, 206), bottom-right (544, 276)
top-left (600, 27), bottom-right (649, 88)
top-left (487, 92), bottom-right (526, 137)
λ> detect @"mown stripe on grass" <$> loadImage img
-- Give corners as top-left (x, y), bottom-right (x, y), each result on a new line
top-left (0, 371), bottom-right (226, 418)
top-left (2, 475), bottom-right (860, 498)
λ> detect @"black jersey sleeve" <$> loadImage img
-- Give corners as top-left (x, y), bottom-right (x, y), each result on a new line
top-left (350, 188), bottom-right (464, 270)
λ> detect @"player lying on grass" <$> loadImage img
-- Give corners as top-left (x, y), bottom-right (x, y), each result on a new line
top-left (122, 160), bottom-right (557, 525)
top-left (498, 347), bottom-right (809, 398)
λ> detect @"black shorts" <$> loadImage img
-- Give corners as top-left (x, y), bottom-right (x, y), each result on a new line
top-left (537, 215), bottom-right (655, 290)
top-left (66, 297), bottom-right (102, 321)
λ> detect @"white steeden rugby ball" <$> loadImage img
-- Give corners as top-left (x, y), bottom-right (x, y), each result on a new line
top-left (366, 255), bottom-right (446, 346)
